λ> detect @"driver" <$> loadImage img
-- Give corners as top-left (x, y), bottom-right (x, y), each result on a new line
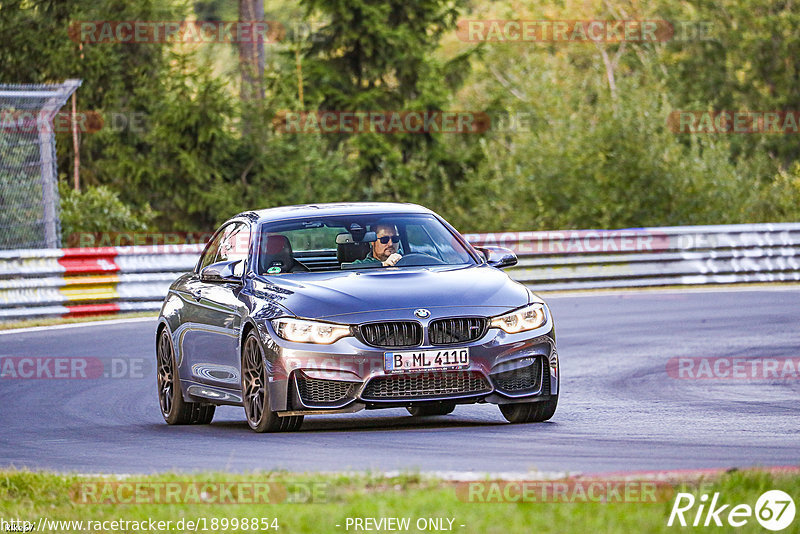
top-left (354, 223), bottom-right (402, 266)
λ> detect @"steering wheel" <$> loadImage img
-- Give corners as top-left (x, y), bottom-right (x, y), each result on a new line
top-left (393, 253), bottom-right (446, 267)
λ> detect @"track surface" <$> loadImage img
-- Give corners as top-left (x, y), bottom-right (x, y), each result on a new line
top-left (1, 289), bottom-right (798, 474)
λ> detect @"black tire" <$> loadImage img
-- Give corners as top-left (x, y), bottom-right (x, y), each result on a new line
top-left (499, 396), bottom-right (558, 423)
top-left (407, 403), bottom-right (456, 416)
top-left (241, 331), bottom-right (303, 433)
top-left (156, 328), bottom-right (215, 425)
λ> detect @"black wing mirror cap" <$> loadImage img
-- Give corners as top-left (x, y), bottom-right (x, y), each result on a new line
top-left (200, 260), bottom-right (244, 283)
top-left (475, 246), bottom-right (518, 269)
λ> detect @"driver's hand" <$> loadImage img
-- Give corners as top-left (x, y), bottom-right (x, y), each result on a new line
top-left (382, 253), bottom-right (402, 267)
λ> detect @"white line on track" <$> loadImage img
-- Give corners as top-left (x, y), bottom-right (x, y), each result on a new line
top-left (59, 465), bottom-right (800, 480)
top-left (0, 316), bottom-right (156, 336)
top-left (541, 284), bottom-right (800, 298)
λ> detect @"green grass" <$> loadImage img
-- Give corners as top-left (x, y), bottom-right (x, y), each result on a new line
top-left (0, 469), bottom-right (797, 533)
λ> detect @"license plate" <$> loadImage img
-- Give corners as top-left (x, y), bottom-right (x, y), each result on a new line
top-left (384, 348), bottom-right (470, 373)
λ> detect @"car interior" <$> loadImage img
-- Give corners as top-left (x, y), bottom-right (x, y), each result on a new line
top-left (254, 216), bottom-right (470, 275)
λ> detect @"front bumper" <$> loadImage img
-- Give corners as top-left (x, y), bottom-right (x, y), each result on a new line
top-left (259, 321), bottom-right (559, 413)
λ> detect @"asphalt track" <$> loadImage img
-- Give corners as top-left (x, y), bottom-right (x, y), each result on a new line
top-left (0, 288), bottom-right (798, 474)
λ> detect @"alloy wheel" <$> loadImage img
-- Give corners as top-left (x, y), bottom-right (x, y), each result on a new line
top-left (156, 329), bottom-right (174, 416)
top-left (242, 335), bottom-right (265, 426)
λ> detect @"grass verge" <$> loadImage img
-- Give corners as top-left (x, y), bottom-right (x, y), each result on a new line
top-left (0, 469), bottom-right (797, 533)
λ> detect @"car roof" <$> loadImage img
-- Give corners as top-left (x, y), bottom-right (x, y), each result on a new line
top-left (239, 202), bottom-right (436, 224)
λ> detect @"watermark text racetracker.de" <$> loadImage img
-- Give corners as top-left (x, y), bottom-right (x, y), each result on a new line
top-left (72, 481), bottom-right (328, 504)
top-left (669, 111), bottom-right (800, 134)
top-left (455, 20), bottom-right (715, 43)
top-left (66, 231), bottom-right (213, 248)
top-left (0, 110), bottom-right (146, 134)
top-left (1, 516), bottom-right (280, 532)
top-left (667, 357), bottom-right (800, 380)
top-left (274, 110), bottom-right (490, 134)
top-left (456, 19), bottom-right (674, 42)
top-left (456, 480), bottom-right (675, 503)
top-left (273, 109), bottom-right (537, 134)
top-left (69, 21), bottom-right (281, 44)
top-left (462, 229), bottom-right (670, 255)
top-left (0, 357), bottom-right (147, 380)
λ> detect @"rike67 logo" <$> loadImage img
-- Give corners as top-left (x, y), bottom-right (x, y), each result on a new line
top-left (668, 490), bottom-right (795, 531)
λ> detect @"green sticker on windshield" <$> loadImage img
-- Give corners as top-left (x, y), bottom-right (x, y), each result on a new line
top-left (267, 266), bottom-right (282, 274)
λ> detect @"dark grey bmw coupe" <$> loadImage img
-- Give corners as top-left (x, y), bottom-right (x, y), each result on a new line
top-left (156, 203), bottom-right (559, 432)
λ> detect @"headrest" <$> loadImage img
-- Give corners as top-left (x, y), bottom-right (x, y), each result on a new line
top-left (261, 234), bottom-right (294, 273)
top-left (337, 241), bottom-right (371, 263)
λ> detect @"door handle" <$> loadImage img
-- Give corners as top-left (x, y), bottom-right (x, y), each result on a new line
top-left (190, 289), bottom-right (202, 301)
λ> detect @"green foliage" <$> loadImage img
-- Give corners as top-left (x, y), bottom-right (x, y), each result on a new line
top-left (748, 162), bottom-right (800, 222)
top-left (94, 51), bottom-right (241, 229)
top-left (659, 0), bottom-right (800, 166)
top-left (297, 0), bottom-right (485, 214)
top-left (458, 55), bottom-right (759, 231)
top-left (1, 0), bottom-right (798, 239)
top-left (299, 0), bottom-right (462, 109)
top-left (443, 0), bottom-right (800, 231)
top-left (58, 182), bottom-right (155, 245)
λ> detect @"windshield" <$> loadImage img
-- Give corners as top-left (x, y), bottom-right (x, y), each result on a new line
top-left (255, 213), bottom-right (475, 274)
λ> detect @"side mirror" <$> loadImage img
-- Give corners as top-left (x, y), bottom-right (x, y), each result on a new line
top-left (475, 246), bottom-right (517, 269)
top-left (200, 260), bottom-right (244, 283)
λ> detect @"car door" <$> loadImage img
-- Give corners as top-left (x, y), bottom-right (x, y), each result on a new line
top-left (178, 221), bottom-right (251, 391)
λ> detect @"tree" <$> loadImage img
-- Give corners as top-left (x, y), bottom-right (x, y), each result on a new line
top-left (238, 0), bottom-right (265, 99)
top-left (297, 0), bottom-right (484, 213)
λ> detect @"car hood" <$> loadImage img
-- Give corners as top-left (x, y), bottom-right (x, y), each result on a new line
top-left (253, 264), bottom-right (530, 322)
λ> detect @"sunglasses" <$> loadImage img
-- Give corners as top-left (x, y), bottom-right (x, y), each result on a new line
top-left (377, 235), bottom-right (400, 244)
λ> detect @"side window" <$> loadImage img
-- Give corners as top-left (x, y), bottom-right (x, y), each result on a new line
top-left (218, 224), bottom-right (250, 263)
top-left (198, 226), bottom-right (229, 272)
top-left (197, 223), bottom-right (250, 272)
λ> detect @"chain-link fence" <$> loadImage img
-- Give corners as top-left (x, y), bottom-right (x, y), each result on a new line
top-left (0, 80), bottom-right (81, 249)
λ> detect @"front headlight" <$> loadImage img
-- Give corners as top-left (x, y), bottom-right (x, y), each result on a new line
top-left (490, 303), bottom-right (548, 333)
top-left (271, 317), bottom-right (351, 344)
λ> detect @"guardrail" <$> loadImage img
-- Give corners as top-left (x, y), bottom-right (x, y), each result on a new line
top-left (1, 223), bottom-right (798, 321)
top-left (0, 245), bottom-right (203, 321)
top-left (463, 222), bottom-right (800, 291)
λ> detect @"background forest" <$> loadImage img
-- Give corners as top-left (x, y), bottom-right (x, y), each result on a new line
top-left (1, 0), bottom-right (799, 242)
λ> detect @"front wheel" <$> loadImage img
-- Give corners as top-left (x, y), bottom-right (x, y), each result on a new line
top-left (499, 395), bottom-right (558, 423)
top-left (241, 332), bottom-right (303, 433)
top-left (156, 328), bottom-right (215, 425)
